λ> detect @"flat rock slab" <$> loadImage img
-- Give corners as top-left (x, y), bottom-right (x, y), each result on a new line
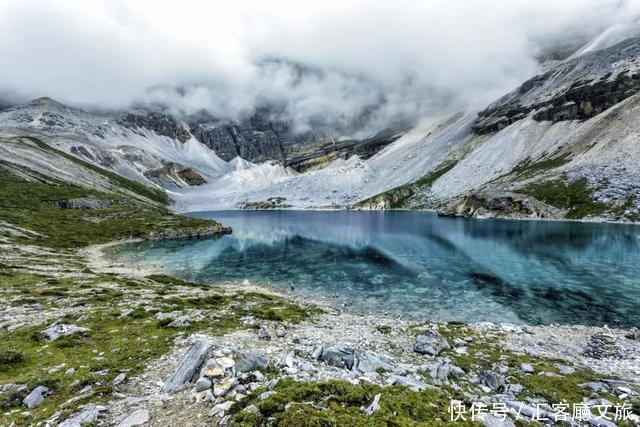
top-left (41, 324), bottom-right (89, 341)
top-left (414, 328), bottom-right (450, 356)
top-left (162, 340), bottom-right (212, 393)
top-left (22, 386), bottom-right (50, 408)
top-left (58, 404), bottom-right (106, 427)
top-left (118, 409), bottom-right (150, 427)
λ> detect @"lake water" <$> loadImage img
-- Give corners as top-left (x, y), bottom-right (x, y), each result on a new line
top-left (107, 211), bottom-right (640, 327)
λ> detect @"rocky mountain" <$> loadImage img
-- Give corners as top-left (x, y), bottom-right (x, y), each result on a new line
top-left (473, 36), bottom-right (640, 134)
top-left (1, 28), bottom-right (639, 222)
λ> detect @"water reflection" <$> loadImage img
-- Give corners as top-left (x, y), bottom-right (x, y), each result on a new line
top-left (107, 211), bottom-right (640, 326)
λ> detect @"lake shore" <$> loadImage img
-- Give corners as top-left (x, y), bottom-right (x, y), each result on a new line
top-left (2, 235), bottom-right (639, 425)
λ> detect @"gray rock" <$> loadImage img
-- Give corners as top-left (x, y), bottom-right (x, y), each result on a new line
top-left (40, 324), bottom-right (89, 341)
top-left (213, 377), bottom-right (237, 397)
top-left (235, 352), bottom-right (269, 373)
top-left (209, 401), bottom-right (234, 417)
top-left (520, 363), bottom-right (534, 374)
top-left (355, 351), bottom-right (394, 374)
top-left (477, 413), bottom-right (516, 427)
top-left (166, 316), bottom-right (190, 328)
top-left (245, 404), bottom-right (260, 415)
top-left (319, 344), bottom-right (356, 370)
top-left (113, 373), bottom-right (126, 386)
top-left (58, 404), bottom-right (106, 427)
top-left (312, 346), bottom-right (323, 360)
top-left (258, 327), bottom-right (271, 341)
top-left (479, 371), bottom-right (505, 391)
top-left (195, 377), bottom-right (212, 392)
top-left (260, 391), bottom-right (276, 400)
top-left (423, 359), bottom-right (453, 383)
top-left (363, 393), bottom-right (381, 416)
top-left (556, 364), bottom-right (576, 375)
top-left (389, 375), bottom-right (428, 392)
top-left (162, 340), bottom-right (212, 393)
top-left (49, 198), bottom-right (115, 210)
top-left (414, 328), bottom-right (450, 356)
top-left (22, 386), bottom-right (50, 408)
top-left (579, 382), bottom-right (608, 393)
top-left (117, 409), bottom-right (149, 427)
top-left (583, 330), bottom-right (620, 359)
top-left (503, 383), bottom-right (524, 396)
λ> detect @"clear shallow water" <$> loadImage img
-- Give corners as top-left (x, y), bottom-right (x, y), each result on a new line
top-left (107, 211), bottom-right (640, 327)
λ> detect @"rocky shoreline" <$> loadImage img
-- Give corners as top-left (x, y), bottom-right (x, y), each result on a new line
top-left (1, 237), bottom-right (639, 426)
top-left (83, 243), bottom-right (640, 426)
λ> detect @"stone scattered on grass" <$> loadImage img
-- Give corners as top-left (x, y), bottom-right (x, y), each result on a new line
top-left (40, 323), bottom-right (89, 341)
top-left (22, 386), bottom-right (50, 409)
top-left (117, 409), bottom-right (150, 427)
top-left (162, 340), bottom-right (212, 393)
top-left (414, 328), bottom-right (450, 356)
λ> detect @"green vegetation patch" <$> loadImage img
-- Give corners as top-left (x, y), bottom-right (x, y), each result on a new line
top-left (511, 153), bottom-right (572, 179)
top-left (516, 176), bottom-right (607, 219)
top-left (22, 136), bottom-right (169, 205)
top-left (0, 170), bottom-right (221, 249)
top-left (230, 378), bottom-right (478, 426)
top-left (355, 160), bottom-right (459, 209)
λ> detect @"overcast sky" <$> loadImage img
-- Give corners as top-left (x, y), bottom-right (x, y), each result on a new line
top-left (1, 0), bottom-right (639, 134)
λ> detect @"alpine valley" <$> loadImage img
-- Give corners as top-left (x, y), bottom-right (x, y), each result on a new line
top-left (2, 11), bottom-right (640, 427)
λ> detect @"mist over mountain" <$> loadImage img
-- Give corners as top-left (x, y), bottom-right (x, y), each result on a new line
top-left (1, 0), bottom-right (640, 137)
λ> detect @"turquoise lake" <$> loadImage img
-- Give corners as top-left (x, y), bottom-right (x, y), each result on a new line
top-left (107, 211), bottom-right (640, 327)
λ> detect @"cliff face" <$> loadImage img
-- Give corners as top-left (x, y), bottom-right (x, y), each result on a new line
top-left (118, 111), bottom-right (191, 143)
top-left (472, 37), bottom-right (640, 134)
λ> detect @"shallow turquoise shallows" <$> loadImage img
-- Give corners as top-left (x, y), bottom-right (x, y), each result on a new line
top-left (107, 211), bottom-right (640, 327)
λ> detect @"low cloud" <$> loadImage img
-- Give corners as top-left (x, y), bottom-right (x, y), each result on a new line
top-left (1, 0), bottom-right (639, 136)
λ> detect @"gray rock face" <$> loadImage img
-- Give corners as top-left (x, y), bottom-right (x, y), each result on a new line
top-left (162, 340), bottom-right (212, 393)
top-left (22, 386), bottom-right (50, 408)
top-left (117, 409), bottom-right (150, 427)
top-left (143, 163), bottom-right (206, 188)
top-left (49, 198), bottom-right (115, 210)
top-left (40, 323), bottom-right (89, 341)
top-left (195, 377), bottom-right (212, 392)
top-left (363, 393), bottom-right (381, 416)
top-left (478, 370), bottom-right (505, 391)
top-left (166, 315), bottom-right (191, 328)
top-left (235, 352), bottom-right (269, 373)
top-left (318, 344), bottom-right (356, 370)
top-left (473, 36), bottom-right (640, 134)
top-left (477, 413), bottom-right (516, 427)
top-left (58, 404), bottom-right (106, 427)
top-left (190, 111), bottom-right (286, 163)
top-left (414, 328), bottom-right (450, 356)
top-left (119, 111), bottom-right (190, 142)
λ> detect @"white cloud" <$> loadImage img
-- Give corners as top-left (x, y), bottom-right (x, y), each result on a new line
top-left (1, 0), bottom-right (639, 135)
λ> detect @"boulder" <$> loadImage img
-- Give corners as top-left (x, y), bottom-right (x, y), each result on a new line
top-left (363, 393), bottom-right (381, 416)
top-left (112, 373), bottom-right (126, 386)
top-left (355, 351), bottom-right (394, 374)
top-left (414, 328), bottom-right (450, 356)
top-left (319, 344), bottom-right (356, 370)
top-left (166, 316), bottom-right (190, 328)
top-left (195, 377), bottom-right (212, 392)
top-left (22, 386), bottom-right (50, 408)
top-left (162, 340), bottom-right (212, 393)
top-left (235, 352), bottom-right (269, 373)
top-left (40, 324), bottom-right (89, 341)
top-left (117, 409), bottom-right (150, 427)
top-left (49, 198), bottom-right (115, 210)
top-left (58, 404), bottom-right (106, 427)
top-left (477, 413), bottom-right (516, 427)
top-left (478, 370), bottom-right (505, 391)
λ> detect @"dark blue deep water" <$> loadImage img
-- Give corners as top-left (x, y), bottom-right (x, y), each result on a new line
top-left (107, 211), bottom-right (640, 327)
